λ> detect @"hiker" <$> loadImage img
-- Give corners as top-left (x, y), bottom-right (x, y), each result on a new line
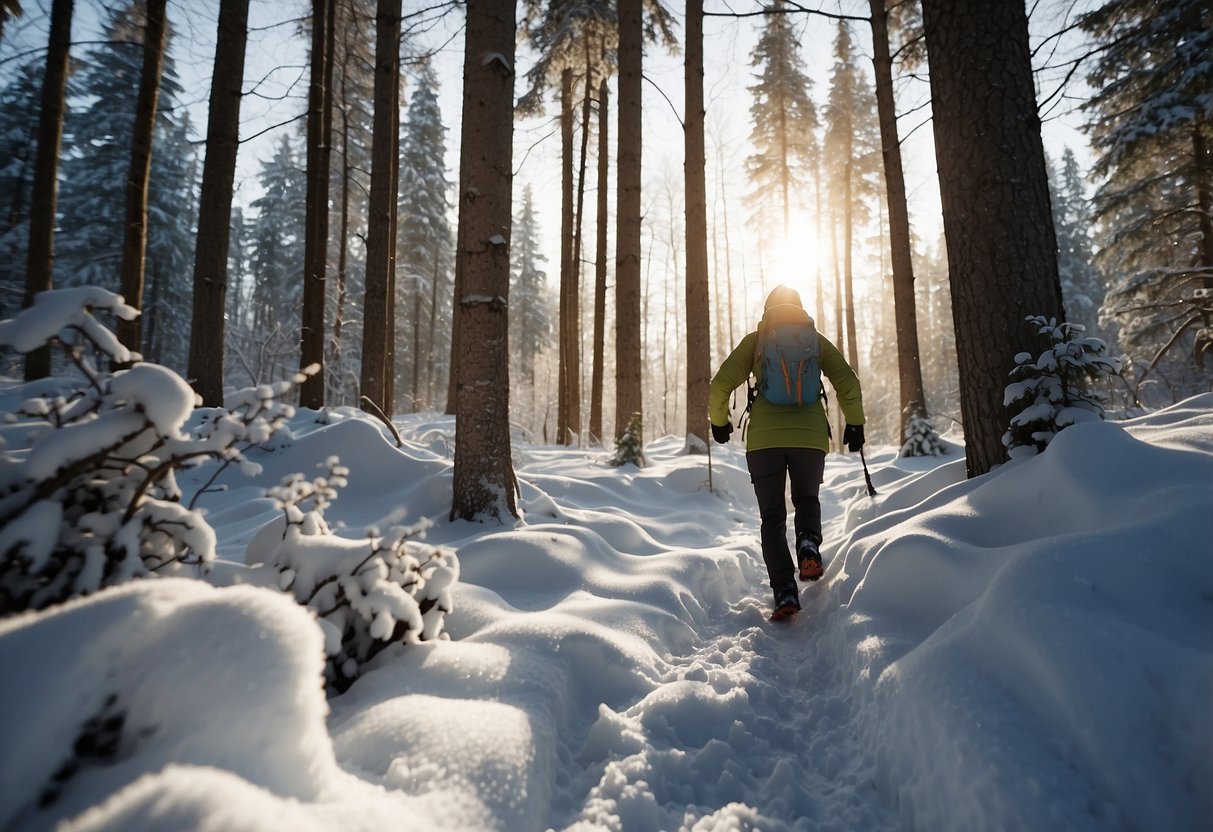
top-left (709, 284), bottom-right (865, 621)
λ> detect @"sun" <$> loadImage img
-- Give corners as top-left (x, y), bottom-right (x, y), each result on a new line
top-left (767, 215), bottom-right (824, 306)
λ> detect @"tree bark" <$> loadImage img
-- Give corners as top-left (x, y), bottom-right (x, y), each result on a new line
top-left (614, 0), bottom-right (643, 440)
top-left (450, 0), bottom-right (517, 521)
top-left (921, 0), bottom-right (1066, 477)
top-left (300, 0), bottom-right (336, 408)
top-left (869, 0), bottom-right (928, 431)
top-left (684, 0), bottom-right (710, 449)
top-left (589, 78), bottom-right (609, 445)
top-left (359, 0), bottom-right (402, 415)
top-left (22, 0), bottom-right (73, 381)
top-left (187, 0), bottom-right (249, 405)
top-left (116, 0), bottom-right (167, 359)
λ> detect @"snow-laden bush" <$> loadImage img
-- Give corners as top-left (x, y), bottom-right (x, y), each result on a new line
top-left (900, 411), bottom-right (948, 458)
top-left (610, 412), bottom-right (646, 468)
top-left (1002, 315), bottom-right (1123, 460)
top-left (0, 287), bottom-right (297, 614)
top-left (245, 457), bottom-right (457, 692)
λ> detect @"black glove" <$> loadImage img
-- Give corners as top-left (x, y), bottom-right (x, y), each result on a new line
top-left (843, 423), bottom-right (865, 452)
top-left (711, 421), bottom-right (733, 445)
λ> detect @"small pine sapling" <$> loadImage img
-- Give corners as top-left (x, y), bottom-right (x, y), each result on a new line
top-left (246, 457), bottom-right (458, 693)
top-left (1002, 315), bottom-right (1123, 460)
top-left (900, 410), bottom-right (948, 458)
top-left (610, 412), bottom-right (646, 468)
top-left (0, 287), bottom-right (299, 613)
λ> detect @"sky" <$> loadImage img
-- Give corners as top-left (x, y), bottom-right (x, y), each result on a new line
top-left (0, 0), bottom-right (1100, 317)
top-left (0, 284), bottom-right (1209, 830)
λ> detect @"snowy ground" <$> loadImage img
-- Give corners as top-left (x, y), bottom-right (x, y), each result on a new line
top-left (1, 389), bottom-right (1211, 831)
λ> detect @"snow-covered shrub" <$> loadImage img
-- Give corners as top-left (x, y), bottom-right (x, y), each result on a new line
top-left (246, 457), bottom-right (457, 692)
top-left (610, 412), bottom-right (645, 468)
top-left (900, 411), bottom-right (948, 458)
top-left (0, 287), bottom-right (297, 614)
top-left (1002, 315), bottom-right (1123, 460)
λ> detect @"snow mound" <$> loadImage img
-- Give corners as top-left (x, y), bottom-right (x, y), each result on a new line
top-left (837, 417), bottom-right (1213, 831)
top-left (0, 580), bottom-right (344, 830)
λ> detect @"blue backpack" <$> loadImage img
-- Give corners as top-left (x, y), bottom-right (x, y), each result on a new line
top-left (752, 303), bottom-right (822, 406)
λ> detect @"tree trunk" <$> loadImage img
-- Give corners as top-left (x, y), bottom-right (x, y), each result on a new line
top-left (450, 0), bottom-right (517, 521)
top-left (921, 0), bottom-right (1066, 477)
top-left (411, 279), bottom-right (422, 410)
top-left (869, 0), bottom-right (928, 431)
top-left (22, 0), bottom-right (73, 381)
top-left (333, 77), bottom-right (352, 405)
top-left (429, 237), bottom-right (441, 405)
top-left (589, 78), bottom-right (609, 445)
top-left (557, 68), bottom-right (574, 444)
top-left (300, 0), bottom-right (336, 408)
top-left (187, 0), bottom-right (249, 405)
top-left (843, 153), bottom-right (858, 369)
top-left (568, 57), bottom-right (593, 445)
top-left (683, 0), bottom-right (709, 450)
top-left (359, 0), bottom-right (401, 415)
top-left (615, 0), bottom-right (643, 440)
top-left (116, 0), bottom-right (167, 359)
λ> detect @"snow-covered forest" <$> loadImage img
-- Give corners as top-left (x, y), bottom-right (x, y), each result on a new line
top-left (0, 0), bottom-right (1210, 829)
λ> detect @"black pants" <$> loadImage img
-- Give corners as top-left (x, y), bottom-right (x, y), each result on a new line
top-left (746, 447), bottom-right (827, 593)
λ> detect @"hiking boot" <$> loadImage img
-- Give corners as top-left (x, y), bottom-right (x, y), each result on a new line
top-left (769, 585), bottom-right (800, 621)
top-left (797, 534), bottom-right (824, 582)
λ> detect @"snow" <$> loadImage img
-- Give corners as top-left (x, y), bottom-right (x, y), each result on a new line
top-left (1, 383), bottom-right (1211, 831)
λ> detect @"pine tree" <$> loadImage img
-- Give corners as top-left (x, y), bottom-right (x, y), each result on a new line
top-left (610, 412), bottom-right (645, 468)
top-left (510, 184), bottom-right (552, 411)
top-left (394, 62), bottom-right (453, 413)
top-left (57, 1), bottom-right (187, 293)
top-left (1003, 316), bottom-right (1123, 459)
top-left (21, 0), bottom-right (72, 381)
top-left (1080, 0), bottom-right (1213, 390)
top-left (187, 0), bottom-right (249, 405)
top-left (0, 63), bottom-right (41, 323)
top-left (358, 0), bottom-right (403, 415)
top-left (143, 112), bottom-right (198, 371)
top-left (241, 136), bottom-right (306, 384)
top-left (822, 22), bottom-right (880, 373)
top-left (921, 0), bottom-right (1066, 477)
top-left (450, 0), bottom-right (518, 521)
top-left (869, 0), bottom-right (931, 441)
top-left (519, 0), bottom-right (616, 446)
top-left (51, 1), bottom-right (196, 372)
top-left (326, 0), bottom-right (375, 407)
top-left (745, 0), bottom-right (819, 246)
top-left (1049, 148), bottom-right (1103, 334)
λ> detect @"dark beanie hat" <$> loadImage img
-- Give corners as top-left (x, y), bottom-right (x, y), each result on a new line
top-left (764, 284), bottom-right (802, 310)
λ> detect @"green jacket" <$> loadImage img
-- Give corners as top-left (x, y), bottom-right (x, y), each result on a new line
top-left (709, 330), bottom-right (865, 452)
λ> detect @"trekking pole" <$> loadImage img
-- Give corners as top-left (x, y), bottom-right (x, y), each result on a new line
top-left (859, 447), bottom-right (878, 498)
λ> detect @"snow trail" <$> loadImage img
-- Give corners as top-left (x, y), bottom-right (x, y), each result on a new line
top-left (558, 454), bottom-right (904, 831)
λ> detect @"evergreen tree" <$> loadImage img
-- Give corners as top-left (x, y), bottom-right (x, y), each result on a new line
top-left (1080, 0), bottom-right (1213, 391)
top-left (1003, 316), bottom-right (1123, 459)
top-left (241, 136), bottom-right (306, 384)
top-left (0, 63), bottom-right (41, 323)
top-left (510, 184), bottom-right (552, 402)
top-left (56, 1), bottom-right (189, 294)
top-left (1048, 148), bottom-right (1103, 335)
top-left (326, 0), bottom-right (376, 407)
top-left (610, 412), bottom-right (645, 468)
top-left (142, 112), bottom-right (198, 371)
top-left (822, 22), bottom-right (880, 371)
top-left (394, 62), bottom-right (453, 413)
top-left (745, 0), bottom-right (819, 246)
